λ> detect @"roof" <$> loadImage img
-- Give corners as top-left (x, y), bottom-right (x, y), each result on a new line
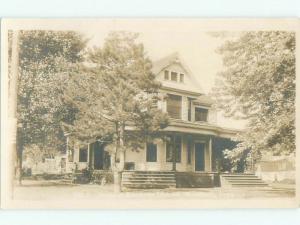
top-left (152, 52), bottom-right (180, 74)
top-left (152, 52), bottom-right (204, 95)
top-left (163, 119), bottom-right (241, 139)
top-left (194, 95), bottom-right (215, 106)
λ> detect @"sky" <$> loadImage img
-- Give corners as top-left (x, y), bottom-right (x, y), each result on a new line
top-left (72, 19), bottom-right (247, 129)
top-left (4, 19), bottom-right (247, 129)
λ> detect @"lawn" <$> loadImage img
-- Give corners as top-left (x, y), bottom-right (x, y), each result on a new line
top-left (12, 179), bottom-right (295, 201)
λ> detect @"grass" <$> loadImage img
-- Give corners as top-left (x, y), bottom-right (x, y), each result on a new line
top-left (12, 179), bottom-right (295, 201)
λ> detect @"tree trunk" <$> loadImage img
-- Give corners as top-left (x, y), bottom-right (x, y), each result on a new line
top-left (117, 124), bottom-right (126, 192)
top-left (16, 148), bottom-right (23, 185)
top-left (16, 130), bottom-right (23, 186)
top-left (113, 170), bottom-right (121, 193)
top-left (110, 151), bottom-right (120, 192)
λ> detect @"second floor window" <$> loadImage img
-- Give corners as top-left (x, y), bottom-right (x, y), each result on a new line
top-left (167, 94), bottom-right (182, 119)
top-left (195, 107), bottom-right (208, 122)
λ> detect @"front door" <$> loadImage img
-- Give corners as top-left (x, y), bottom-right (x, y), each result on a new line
top-left (195, 143), bottom-right (205, 171)
top-left (94, 142), bottom-right (104, 170)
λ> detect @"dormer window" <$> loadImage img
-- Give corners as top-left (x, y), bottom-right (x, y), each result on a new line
top-left (164, 70), bottom-right (169, 80)
top-left (195, 107), bottom-right (208, 122)
top-left (180, 73), bottom-right (184, 83)
top-left (171, 72), bottom-right (178, 81)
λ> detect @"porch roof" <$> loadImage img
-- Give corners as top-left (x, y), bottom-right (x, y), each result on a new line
top-left (162, 120), bottom-right (241, 139)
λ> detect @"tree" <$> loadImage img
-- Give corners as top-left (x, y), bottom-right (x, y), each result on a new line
top-left (63, 31), bottom-right (169, 191)
top-left (212, 31), bottom-right (295, 169)
top-left (10, 30), bottom-right (87, 184)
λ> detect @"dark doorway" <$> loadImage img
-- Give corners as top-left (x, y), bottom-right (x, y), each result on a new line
top-left (94, 142), bottom-right (104, 170)
top-left (195, 143), bottom-right (205, 171)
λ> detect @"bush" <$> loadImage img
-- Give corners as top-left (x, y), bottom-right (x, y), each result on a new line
top-left (91, 171), bottom-right (113, 185)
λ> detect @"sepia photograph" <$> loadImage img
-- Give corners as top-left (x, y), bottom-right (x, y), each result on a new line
top-left (1, 19), bottom-right (299, 209)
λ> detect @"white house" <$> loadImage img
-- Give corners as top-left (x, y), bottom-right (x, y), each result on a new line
top-left (66, 53), bottom-right (239, 175)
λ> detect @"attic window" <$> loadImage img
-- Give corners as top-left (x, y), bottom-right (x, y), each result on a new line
top-left (180, 74), bottom-right (184, 83)
top-left (171, 72), bottom-right (178, 81)
top-left (164, 70), bottom-right (169, 80)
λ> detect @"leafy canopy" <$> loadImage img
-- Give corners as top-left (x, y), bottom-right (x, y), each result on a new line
top-left (15, 30), bottom-right (87, 153)
top-left (64, 31), bottom-right (169, 150)
top-left (212, 31), bottom-right (295, 163)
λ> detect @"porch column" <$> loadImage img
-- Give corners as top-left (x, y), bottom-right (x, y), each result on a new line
top-left (66, 136), bottom-right (69, 162)
top-left (88, 143), bottom-right (95, 169)
top-left (205, 137), bottom-right (212, 172)
top-left (208, 136), bottom-right (212, 172)
top-left (87, 143), bottom-right (90, 168)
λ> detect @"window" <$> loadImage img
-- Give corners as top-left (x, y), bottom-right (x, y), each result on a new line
top-left (187, 140), bottom-right (192, 164)
top-left (166, 136), bottom-right (182, 162)
top-left (164, 70), bottom-right (169, 80)
top-left (79, 146), bottom-right (88, 162)
top-left (146, 143), bottom-right (157, 162)
top-left (195, 107), bottom-right (208, 122)
top-left (167, 94), bottom-right (182, 119)
top-left (171, 72), bottom-right (178, 81)
top-left (180, 73), bottom-right (184, 82)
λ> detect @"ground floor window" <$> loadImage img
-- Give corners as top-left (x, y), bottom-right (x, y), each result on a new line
top-left (79, 146), bottom-right (88, 162)
top-left (146, 143), bottom-right (157, 162)
top-left (166, 136), bottom-right (182, 162)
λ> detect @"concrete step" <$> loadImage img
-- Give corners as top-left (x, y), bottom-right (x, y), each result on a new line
top-left (122, 183), bottom-right (176, 189)
top-left (231, 183), bottom-right (269, 186)
top-left (122, 171), bottom-right (176, 189)
top-left (122, 180), bottom-right (176, 183)
top-left (226, 177), bottom-right (261, 181)
top-left (122, 173), bottom-right (175, 176)
top-left (227, 180), bottom-right (265, 183)
top-left (122, 175), bottom-right (175, 179)
top-left (123, 170), bottom-right (174, 174)
top-left (123, 177), bottom-right (175, 181)
top-left (221, 174), bottom-right (269, 188)
top-left (221, 174), bottom-right (256, 177)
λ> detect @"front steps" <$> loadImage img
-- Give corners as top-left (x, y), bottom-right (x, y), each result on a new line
top-left (122, 171), bottom-right (176, 189)
top-left (220, 173), bottom-right (269, 188)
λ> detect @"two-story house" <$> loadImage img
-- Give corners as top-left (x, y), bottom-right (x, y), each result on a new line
top-left (66, 53), bottom-right (240, 187)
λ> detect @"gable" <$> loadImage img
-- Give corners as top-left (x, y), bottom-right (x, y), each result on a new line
top-left (153, 53), bottom-right (204, 95)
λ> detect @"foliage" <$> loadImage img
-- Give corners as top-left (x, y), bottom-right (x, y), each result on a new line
top-left (13, 30), bottom-right (87, 156)
top-left (63, 31), bottom-right (169, 169)
top-left (212, 31), bottom-right (295, 167)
